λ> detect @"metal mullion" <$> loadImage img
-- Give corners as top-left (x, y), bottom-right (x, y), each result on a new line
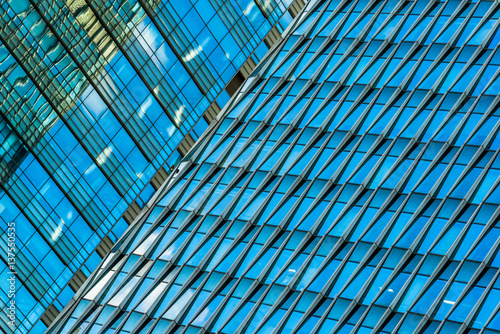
top-left (191, 174), bottom-right (285, 277)
top-left (388, 255), bottom-right (452, 333)
top-left (134, 177), bottom-right (206, 259)
top-left (221, 239), bottom-right (302, 333)
top-left (351, 246), bottom-right (423, 333)
top-left (410, 201), bottom-right (500, 330)
top-left (0, 244), bottom-right (47, 302)
top-left (259, 233), bottom-right (366, 333)
top-left (0, 28), bottom-right (127, 200)
top-left (39, 0), bottom-right (162, 162)
top-left (3, 202), bottom-right (75, 277)
top-left (127, 42), bottom-right (149, 68)
top-left (135, 0), bottom-right (207, 95)
top-left (449, 162), bottom-right (500, 262)
top-left (459, 268), bottom-right (500, 332)
top-left (192, 272), bottom-right (249, 332)
top-left (0, 82), bottom-right (99, 236)
top-left (139, 265), bottom-right (198, 319)
top-left (14, 0), bottom-right (155, 168)
top-left (220, 0), bottom-right (254, 38)
top-left (151, 265), bottom-right (221, 332)
top-left (146, 268), bottom-right (208, 331)
top-left (0, 181), bottom-right (72, 269)
top-left (405, 94), bottom-right (498, 202)
top-left (224, 82), bottom-right (313, 172)
top-left (119, 206), bottom-right (178, 259)
top-left (123, 111), bottom-right (158, 154)
top-left (372, 195), bottom-right (496, 331)
top-left (74, 305), bottom-right (107, 334)
top-left (310, 240), bottom-right (395, 333)
top-left (142, 166), bottom-right (194, 215)
top-left (338, 3), bottom-right (418, 88)
top-left (166, 183), bottom-right (246, 265)
top-left (142, 57), bottom-right (163, 84)
top-left (89, 260), bottom-right (162, 333)
top-left (406, 5), bottom-right (479, 91)
top-left (331, 247), bottom-right (416, 334)
top-left (178, 277), bottom-right (257, 334)
top-left (438, 127), bottom-right (499, 206)
top-left (36, 145), bottom-right (79, 191)
top-left (95, 262), bottom-right (154, 332)
top-left (66, 255), bottom-right (130, 333)
top-left (161, 202), bottom-right (224, 269)
top-left (258, 210), bottom-right (323, 289)
top-left (433, 223), bottom-right (500, 333)
top-left (201, 230), bottom-right (279, 332)
top-left (354, 249), bottom-right (417, 332)
top-left (211, 124), bottom-right (251, 167)
top-left (479, 281), bottom-right (500, 333)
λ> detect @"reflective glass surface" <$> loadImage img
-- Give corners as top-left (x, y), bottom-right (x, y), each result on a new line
top-left (0, 0), bottom-right (293, 332)
top-left (51, 0), bottom-right (500, 333)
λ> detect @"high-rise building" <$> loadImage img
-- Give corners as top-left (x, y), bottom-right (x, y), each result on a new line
top-left (49, 0), bottom-right (500, 333)
top-left (0, 0), bottom-right (303, 332)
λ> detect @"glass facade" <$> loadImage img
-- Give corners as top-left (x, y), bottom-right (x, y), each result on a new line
top-left (50, 0), bottom-right (500, 333)
top-left (0, 0), bottom-right (295, 332)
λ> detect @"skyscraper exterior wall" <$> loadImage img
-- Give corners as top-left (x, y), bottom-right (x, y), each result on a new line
top-left (50, 0), bottom-right (500, 333)
top-left (0, 0), bottom-right (299, 332)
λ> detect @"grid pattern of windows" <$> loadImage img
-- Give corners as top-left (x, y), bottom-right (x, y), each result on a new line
top-left (51, 0), bottom-right (500, 333)
top-left (0, 0), bottom-right (293, 332)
